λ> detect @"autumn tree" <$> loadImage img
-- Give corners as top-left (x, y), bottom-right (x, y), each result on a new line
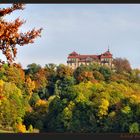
top-left (56, 64), bottom-right (73, 79)
top-left (4, 64), bottom-right (25, 89)
top-left (26, 67), bottom-right (47, 92)
top-left (0, 4), bottom-right (42, 66)
top-left (33, 68), bottom-right (49, 99)
top-left (74, 65), bottom-right (95, 83)
top-left (113, 58), bottom-right (132, 74)
top-left (25, 76), bottom-right (35, 99)
top-left (93, 70), bottom-right (104, 81)
top-left (129, 69), bottom-right (140, 83)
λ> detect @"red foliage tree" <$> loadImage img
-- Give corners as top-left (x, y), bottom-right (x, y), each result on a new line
top-left (113, 58), bottom-right (132, 73)
top-left (0, 4), bottom-right (42, 66)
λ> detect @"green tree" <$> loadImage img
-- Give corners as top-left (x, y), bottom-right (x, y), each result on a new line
top-left (129, 122), bottom-right (139, 133)
top-left (26, 63), bottom-right (41, 79)
top-left (3, 64), bottom-right (25, 89)
top-left (24, 99), bottom-right (48, 131)
top-left (99, 66), bottom-right (112, 81)
top-left (0, 80), bottom-right (25, 129)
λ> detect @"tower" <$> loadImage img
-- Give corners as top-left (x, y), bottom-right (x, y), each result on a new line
top-left (108, 45), bottom-right (110, 52)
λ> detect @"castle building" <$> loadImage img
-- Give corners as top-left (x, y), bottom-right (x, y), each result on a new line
top-left (67, 49), bottom-right (114, 69)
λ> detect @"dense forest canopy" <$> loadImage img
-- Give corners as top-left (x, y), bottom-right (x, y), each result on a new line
top-left (0, 61), bottom-right (140, 133)
top-left (0, 4), bottom-right (140, 133)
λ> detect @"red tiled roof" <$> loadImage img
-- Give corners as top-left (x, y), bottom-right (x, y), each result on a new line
top-left (69, 51), bottom-right (78, 56)
top-left (68, 51), bottom-right (79, 58)
top-left (68, 54), bottom-right (99, 59)
top-left (68, 56), bottom-right (78, 58)
top-left (100, 51), bottom-right (112, 58)
top-left (100, 55), bottom-right (112, 58)
top-left (68, 51), bottom-right (113, 59)
top-left (78, 55), bottom-right (98, 58)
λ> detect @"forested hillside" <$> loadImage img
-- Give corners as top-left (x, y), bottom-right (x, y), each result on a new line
top-left (0, 62), bottom-right (140, 133)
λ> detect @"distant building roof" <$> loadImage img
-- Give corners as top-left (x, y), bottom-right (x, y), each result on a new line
top-left (68, 50), bottom-right (113, 59)
top-left (69, 51), bottom-right (78, 55)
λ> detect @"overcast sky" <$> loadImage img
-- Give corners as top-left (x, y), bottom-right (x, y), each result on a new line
top-left (1, 4), bottom-right (140, 69)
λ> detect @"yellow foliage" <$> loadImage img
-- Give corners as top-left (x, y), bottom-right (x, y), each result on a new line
top-left (98, 98), bottom-right (109, 118)
top-left (63, 107), bottom-right (72, 120)
top-left (108, 111), bottom-right (116, 118)
top-left (0, 80), bottom-right (4, 87)
top-left (36, 99), bottom-right (47, 106)
top-left (16, 123), bottom-right (27, 133)
top-left (68, 101), bottom-right (75, 110)
top-left (0, 80), bottom-right (4, 94)
top-left (48, 95), bottom-right (57, 103)
top-left (121, 106), bottom-right (131, 114)
top-left (76, 94), bottom-right (86, 103)
top-left (25, 77), bottom-right (35, 98)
